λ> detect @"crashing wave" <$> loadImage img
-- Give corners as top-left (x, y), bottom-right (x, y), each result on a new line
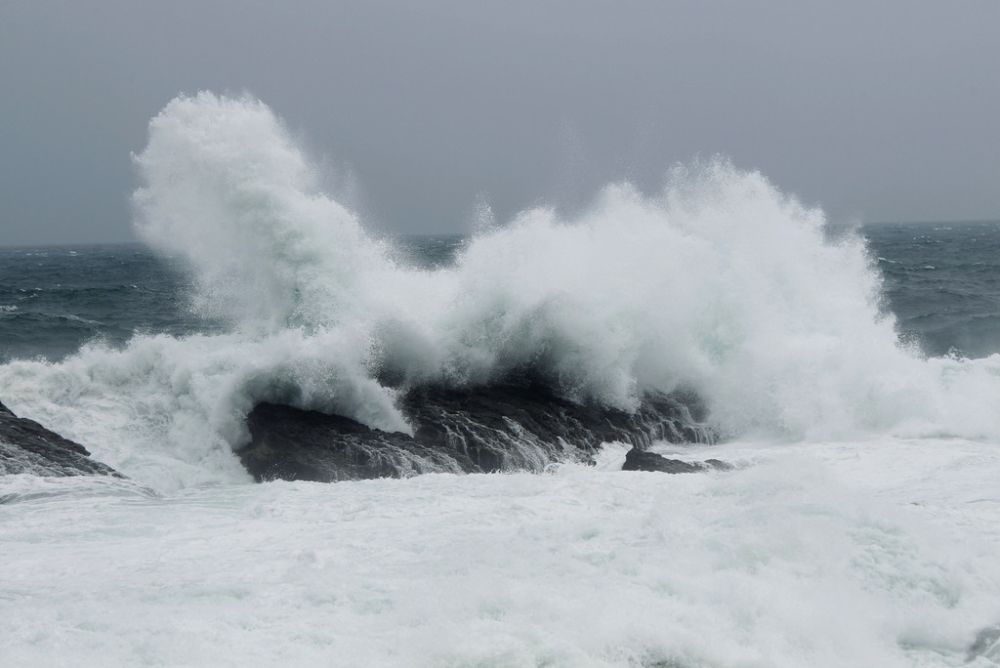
top-left (3, 91), bottom-right (1000, 489)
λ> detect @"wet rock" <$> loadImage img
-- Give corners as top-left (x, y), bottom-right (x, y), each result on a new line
top-left (242, 403), bottom-right (462, 483)
top-left (239, 383), bottom-right (715, 483)
top-left (622, 448), bottom-right (732, 474)
top-left (0, 401), bottom-right (122, 478)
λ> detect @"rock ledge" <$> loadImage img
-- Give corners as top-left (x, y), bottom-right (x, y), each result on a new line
top-left (0, 401), bottom-right (122, 478)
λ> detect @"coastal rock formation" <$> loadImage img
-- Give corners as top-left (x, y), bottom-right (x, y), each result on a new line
top-left (239, 383), bottom-right (716, 482)
top-left (0, 401), bottom-right (122, 477)
top-left (622, 447), bottom-right (732, 474)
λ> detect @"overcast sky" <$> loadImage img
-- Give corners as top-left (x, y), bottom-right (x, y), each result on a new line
top-left (1, 0), bottom-right (998, 245)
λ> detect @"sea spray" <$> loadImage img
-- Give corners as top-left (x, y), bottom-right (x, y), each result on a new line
top-left (3, 91), bottom-right (1000, 489)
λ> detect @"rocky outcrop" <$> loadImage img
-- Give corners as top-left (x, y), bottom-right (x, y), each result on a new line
top-left (239, 383), bottom-right (716, 483)
top-left (241, 403), bottom-right (462, 482)
top-left (0, 401), bottom-right (122, 477)
top-left (622, 447), bottom-right (732, 474)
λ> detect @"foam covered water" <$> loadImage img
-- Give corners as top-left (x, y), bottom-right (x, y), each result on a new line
top-left (3, 440), bottom-right (1000, 667)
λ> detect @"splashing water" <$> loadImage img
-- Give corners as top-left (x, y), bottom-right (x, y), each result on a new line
top-left (2, 91), bottom-right (1000, 489)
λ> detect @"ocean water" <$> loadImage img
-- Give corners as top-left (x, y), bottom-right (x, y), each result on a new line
top-left (2, 92), bottom-right (1000, 666)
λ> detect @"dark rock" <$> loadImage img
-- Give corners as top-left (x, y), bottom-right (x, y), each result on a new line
top-left (239, 383), bottom-right (716, 483)
top-left (0, 401), bottom-right (122, 478)
top-left (622, 448), bottom-right (732, 474)
top-left (242, 403), bottom-right (463, 482)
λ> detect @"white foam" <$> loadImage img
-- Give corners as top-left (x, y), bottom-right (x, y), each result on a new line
top-left (2, 438), bottom-right (998, 667)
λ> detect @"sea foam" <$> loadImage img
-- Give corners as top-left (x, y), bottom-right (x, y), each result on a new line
top-left (3, 439), bottom-right (1000, 667)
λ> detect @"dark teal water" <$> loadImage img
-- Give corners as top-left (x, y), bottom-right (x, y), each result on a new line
top-left (0, 245), bottom-right (200, 361)
top-left (2, 225), bottom-right (999, 362)
top-left (868, 222), bottom-right (1000, 357)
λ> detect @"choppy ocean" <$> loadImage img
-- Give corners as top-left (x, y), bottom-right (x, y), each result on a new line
top-left (2, 93), bottom-right (999, 667)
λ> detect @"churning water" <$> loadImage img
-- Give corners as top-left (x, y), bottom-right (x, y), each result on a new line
top-left (2, 93), bottom-right (999, 667)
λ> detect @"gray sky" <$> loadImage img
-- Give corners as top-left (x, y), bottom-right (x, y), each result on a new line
top-left (1, 0), bottom-right (998, 246)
